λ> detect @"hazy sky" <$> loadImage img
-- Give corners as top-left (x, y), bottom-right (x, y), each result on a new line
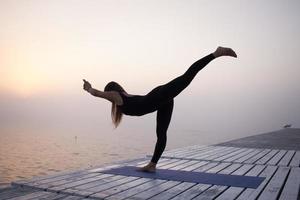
top-left (1, 0), bottom-right (300, 139)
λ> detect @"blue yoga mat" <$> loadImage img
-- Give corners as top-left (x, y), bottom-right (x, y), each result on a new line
top-left (99, 166), bottom-right (265, 189)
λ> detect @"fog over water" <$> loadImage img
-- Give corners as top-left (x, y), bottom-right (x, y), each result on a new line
top-left (1, 0), bottom-right (300, 186)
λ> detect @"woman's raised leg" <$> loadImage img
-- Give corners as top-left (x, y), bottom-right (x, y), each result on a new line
top-left (146, 47), bottom-right (237, 103)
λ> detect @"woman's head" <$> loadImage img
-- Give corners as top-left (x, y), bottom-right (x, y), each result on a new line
top-left (104, 81), bottom-right (125, 93)
top-left (104, 81), bottom-right (125, 128)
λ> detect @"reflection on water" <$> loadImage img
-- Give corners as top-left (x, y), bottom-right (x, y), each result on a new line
top-left (0, 126), bottom-right (230, 187)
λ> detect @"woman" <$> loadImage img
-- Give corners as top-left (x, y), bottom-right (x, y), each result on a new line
top-left (83, 46), bottom-right (237, 172)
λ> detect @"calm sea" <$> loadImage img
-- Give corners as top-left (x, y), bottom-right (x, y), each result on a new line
top-left (0, 125), bottom-right (240, 188)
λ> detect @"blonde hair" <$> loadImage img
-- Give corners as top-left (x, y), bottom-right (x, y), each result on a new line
top-left (104, 81), bottom-right (125, 128)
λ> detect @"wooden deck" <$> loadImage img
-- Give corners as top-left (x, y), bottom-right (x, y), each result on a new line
top-left (1, 129), bottom-right (300, 199)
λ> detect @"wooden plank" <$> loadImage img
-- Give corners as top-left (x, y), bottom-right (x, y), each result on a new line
top-left (0, 187), bottom-right (38, 200)
top-left (266, 150), bottom-right (287, 165)
top-left (193, 162), bottom-right (221, 172)
top-left (213, 148), bottom-right (249, 162)
top-left (48, 173), bottom-right (114, 192)
top-left (191, 147), bottom-right (237, 160)
top-left (124, 181), bottom-right (180, 200)
top-left (159, 159), bottom-right (191, 169)
top-left (169, 184), bottom-right (211, 200)
top-left (257, 166), bottom-right (290, 200)
top-left (279, 167), bottom-right (300, 200)
top-left (6, 191), bottom-right (54, 200)
top-left (169, 160), bottom-right (199, 170)
top-left (235, 149), bottom-right (263, 163)
top-left (224, 149), bottom-right (256, 162)
top-left (182, 161), bottom-right (209, 171)
top-left (90, 177), bottom-right (153, 199)
top-left (205, 162), bottom-right (232, 173)
top-left (67, 176), bottom-right (139, 197)
top-left (147, 182), bottom-right (195, 200)
top-left (278, 150), bottom-right (295, 166)
top-left (163, 145), bottom-right (211, 157)
top-left (255, 150), bottom-right (279, 165)
top-left (289, 151), bottom-right (300, 167)
top-left (105, 179), bottom-right (167, 200)
top-left (30, 172), bottom-right (101, 190)
top-left (187, 146), bottom-right (233, 159)
top-left (215, 165), bottom-right (265, 200)
top-left (30, 192), bottom-right (67, 200)
top-left (244, 149), bottom-right (271, 164)
top-left (63, 175), bottom-right (129, 197)
top-left (57, 195), bottom-right (83, 200)
top-left (192, 185), bottom-right (228, 200)
top-left (201, 147), bottom-right (242, 161)
top-left (236, 165), bottom-right (278, 200)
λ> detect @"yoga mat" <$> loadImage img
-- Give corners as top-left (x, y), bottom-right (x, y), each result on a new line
top-left (99, 166), bottom-right (265, 189)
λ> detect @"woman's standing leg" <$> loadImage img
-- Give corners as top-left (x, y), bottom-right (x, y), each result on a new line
top-left (151, 99), bottom-right (174, 164)
top-left (138, 100), bottom-right (174, 172)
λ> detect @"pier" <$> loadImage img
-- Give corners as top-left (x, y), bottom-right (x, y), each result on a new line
top-left (1, 128), bottom-right (299, 199)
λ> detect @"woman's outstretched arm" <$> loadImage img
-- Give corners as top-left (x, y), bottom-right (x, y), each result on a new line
top-left (83, 79), bottom-right (123, 105)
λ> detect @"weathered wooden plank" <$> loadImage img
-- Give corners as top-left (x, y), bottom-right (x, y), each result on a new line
top-left (85, 176), bottom-right (139, 195)
top-left (257, 166), bottom-right (290, 200)
top-left (205, 162), bottom-right (232, 173)
top-left (182, 161), bottom-right (209, 171)
top-left (57, 195), bottom-right (83, 200)
top-left (30, 192), bottom-right (67, 200)
top-left (277, 150), bottom-right (295, 166)
top-left (255, 150), bottom-right (279, 165)
top-left (169, 184), bottom-right (211, 200)
top-left (105, 179), bottom-right (167, 200)
top-left (191, 147), bottom-right (237, 160)
top-left (147, 182), bottom-right (195, 200)
top-left (186, 146), bottom-right (231, 159)
top-left (125, 181), bottom-right (180, 200)
top-left (6, 190), bottom-right (53, 200)
top-left (70, 174), bottom-right (124, 191)
top-left (279, 167), bottom-right (300, 200)
top-left (202, 147), bottom-right (243, 161)
top-left (169, 160), bottom-right (199, 170)
top-left (202, 164), bottom-right (255, 199)
top-left (163, 145), bottom-right (210, 157)
top-left (266, 150), bottom-right (287, 165)
top-left (235, 149), bottom-right (263, 163)
top-left (289, 151), bottom-right (300, 167)
top-left (215, 165), bottom-right (266, 200)
top-left (29, 172), bottom-right (100, 190)
top-left (0, 187), bottom-right (38, 200)
top-left (224, 149), bottom-right (256, 162)
top-left (90, 177), bottom-right (152, 199)
top-left (217, 163), bottom-right (242, 175)
top-left (192, 185), bottom-right (228, 200)
top-left (213, 148), bottom-right (249, 162)
top-left (159, 159), bottom-right (191, 169)
top-left (244, 149), bottom-right (271, 164)
top-left (48, 173), bottom-right (114, 192)
top-left (236, 165), bottom-right (278, 200)
top-left (193, 162), bottom-right (221, 172)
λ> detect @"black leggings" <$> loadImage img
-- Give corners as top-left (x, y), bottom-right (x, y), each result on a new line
top-left (149, 53), bottom-right (215, 163)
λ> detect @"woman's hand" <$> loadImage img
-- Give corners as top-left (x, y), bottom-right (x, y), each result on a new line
top-left (83, 79), bottom-right (92, 92)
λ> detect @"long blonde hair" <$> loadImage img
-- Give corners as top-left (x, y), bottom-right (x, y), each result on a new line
top-left (104, 81), bottom-right (125, 128)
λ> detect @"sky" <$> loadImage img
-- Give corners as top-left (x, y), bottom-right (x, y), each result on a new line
top-left (1, 0), bottom-right (300, 140)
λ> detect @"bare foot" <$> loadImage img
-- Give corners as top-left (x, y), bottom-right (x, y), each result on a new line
top-left (213, 46), bottom-right (237, 58)
top-left (137, 162), bottom-right (156, 173)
